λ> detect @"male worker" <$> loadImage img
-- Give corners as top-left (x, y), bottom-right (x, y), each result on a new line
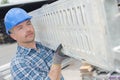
top-left (4, 8), bottom-right (67, 80)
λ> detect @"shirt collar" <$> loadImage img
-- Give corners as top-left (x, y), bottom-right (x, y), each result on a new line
top-left (17, 42), bottom-right (42, 55)
top-left (17, 45), bottom-right (31, 55)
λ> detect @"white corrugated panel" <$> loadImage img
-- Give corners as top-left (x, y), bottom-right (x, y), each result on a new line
top-left (30, 0), bottom-right (120, 71)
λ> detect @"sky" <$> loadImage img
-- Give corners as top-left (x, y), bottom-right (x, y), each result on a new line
top-left (9, 0), bottom-right (42, 3)
top-left (0, 0), bottom-right (44, 5)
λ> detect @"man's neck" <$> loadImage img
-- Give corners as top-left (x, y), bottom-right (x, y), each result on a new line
top-left (18, 41), bottom-right (36, 49)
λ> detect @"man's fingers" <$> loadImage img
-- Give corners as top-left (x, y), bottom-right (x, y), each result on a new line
top-left (55, 44), bottom-right (63, 53)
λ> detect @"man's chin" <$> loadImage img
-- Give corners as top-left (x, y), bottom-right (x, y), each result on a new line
top-left (25, 39), bottom-right (35, 43)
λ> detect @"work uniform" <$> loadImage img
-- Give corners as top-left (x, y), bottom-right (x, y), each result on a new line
top-left (11, 42), bottom-right (64, 80)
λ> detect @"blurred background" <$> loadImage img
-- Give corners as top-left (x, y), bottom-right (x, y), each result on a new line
top-left (0, 0), bottom-right (120, 80)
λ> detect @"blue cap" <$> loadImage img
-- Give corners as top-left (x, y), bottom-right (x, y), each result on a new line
top-left (4, 8), bottom-right (32, 35)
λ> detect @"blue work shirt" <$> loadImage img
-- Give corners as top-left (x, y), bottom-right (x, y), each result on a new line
top-left (10, 42), bottom-right (64, 80)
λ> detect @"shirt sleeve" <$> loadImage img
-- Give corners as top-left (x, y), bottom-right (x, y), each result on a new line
top-left (11, 59), bottom-right (51, 80)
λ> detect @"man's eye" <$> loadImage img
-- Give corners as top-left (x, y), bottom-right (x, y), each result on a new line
top-left (27, 22), bottom-right (32, 25)
top-left (18, 26), bottom-right (23, 30)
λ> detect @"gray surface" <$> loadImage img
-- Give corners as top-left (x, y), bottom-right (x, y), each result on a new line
top-left (0, 43), bottom-right (16, 66)
top-left (62, 59), bottom-right (82, 80)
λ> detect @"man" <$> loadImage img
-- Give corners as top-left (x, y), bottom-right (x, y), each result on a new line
top-left (4, 8), bottom-right (67, 80)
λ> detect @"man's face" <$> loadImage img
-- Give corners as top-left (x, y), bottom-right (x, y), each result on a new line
top-left (10, 20), bottom-right (35, 44)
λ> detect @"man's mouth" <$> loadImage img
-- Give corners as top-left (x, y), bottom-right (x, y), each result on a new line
top-left (26, 32), bottom-right (34, 37)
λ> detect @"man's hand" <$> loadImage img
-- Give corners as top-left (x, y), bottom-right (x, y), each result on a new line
top-left (53, 44), bottom-right (68, 64)
top-left (49, 44), bottom-right (68, 80)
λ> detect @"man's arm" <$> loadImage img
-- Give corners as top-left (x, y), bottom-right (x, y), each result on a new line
top-left (48, 44), bottom-right (68, 80)
top-left (11, 59), bottom-right (51, 80)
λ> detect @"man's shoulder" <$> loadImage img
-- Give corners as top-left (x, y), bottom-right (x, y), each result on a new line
top-left (11, 55), bottom-right (27, 66)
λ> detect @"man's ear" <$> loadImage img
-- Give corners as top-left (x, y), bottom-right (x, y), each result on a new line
top-left (10, 34), bottom-right (17, 40)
